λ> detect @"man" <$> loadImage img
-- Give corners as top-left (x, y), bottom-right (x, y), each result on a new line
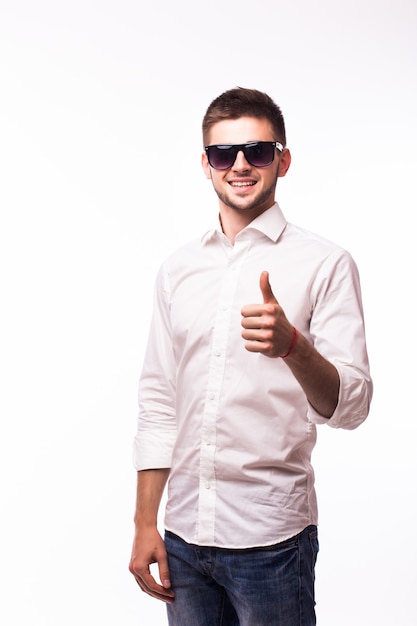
top-left (129, 87), bottom-right (372, 625)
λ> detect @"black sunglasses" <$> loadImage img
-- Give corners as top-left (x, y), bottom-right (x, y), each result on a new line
top-left (204, 141), bottom-right (284, 170)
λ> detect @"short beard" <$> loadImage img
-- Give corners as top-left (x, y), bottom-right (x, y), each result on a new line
top-left (215, 180), bottom-right (277, 212)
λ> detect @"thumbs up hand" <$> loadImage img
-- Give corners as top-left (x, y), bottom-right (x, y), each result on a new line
top-left (241, 271), bottom-right (296, 359)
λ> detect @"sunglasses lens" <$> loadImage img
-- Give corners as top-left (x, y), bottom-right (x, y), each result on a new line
top-left (245, 143), bottom-right (275, 167)
top-left (206, 145), bottom-right (237, 170)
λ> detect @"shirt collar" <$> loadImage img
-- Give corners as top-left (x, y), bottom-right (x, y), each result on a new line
top-left (201, 203), bottom-right (287, 245)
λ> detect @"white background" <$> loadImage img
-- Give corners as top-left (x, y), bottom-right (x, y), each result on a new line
top-left (1, 1), bottom-right (416, 624)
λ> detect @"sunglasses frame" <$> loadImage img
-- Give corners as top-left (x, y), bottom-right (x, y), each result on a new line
top-left (204, 141), bottom-right (284, 170)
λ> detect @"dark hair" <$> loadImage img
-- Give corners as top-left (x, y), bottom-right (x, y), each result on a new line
top-left (202, 87), bottom-right (286, 146)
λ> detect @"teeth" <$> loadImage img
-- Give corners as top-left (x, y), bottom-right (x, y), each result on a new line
top-left (230, 181), bottom-right (254, 187)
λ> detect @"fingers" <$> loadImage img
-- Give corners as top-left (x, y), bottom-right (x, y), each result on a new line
top-left (129, 525), bottom-right (175, 603)
top-left (129, 536), bottom-right (175, 604)
top-left (130, 563), bottom-right (175, 603)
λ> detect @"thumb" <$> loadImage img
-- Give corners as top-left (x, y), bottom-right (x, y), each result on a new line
top-left (158, 557), bottom-right (172, 589)
top-left (260, 271), bottom-right (278, 304)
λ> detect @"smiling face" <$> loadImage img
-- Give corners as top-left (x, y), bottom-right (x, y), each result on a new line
top-left (202, 116), bottom-right (291, 221)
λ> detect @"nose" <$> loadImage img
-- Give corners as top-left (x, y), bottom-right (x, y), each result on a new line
top-left (232, 149), bottom-right (250, 170)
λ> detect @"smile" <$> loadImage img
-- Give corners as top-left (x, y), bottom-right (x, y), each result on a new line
top-left (229, 181), bottom-right (256, 187)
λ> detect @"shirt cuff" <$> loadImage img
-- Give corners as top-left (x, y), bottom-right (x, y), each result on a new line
top-left (132, 429), bottom-right (176, 471)
top-left (307, 363), bottom-right (372, 430)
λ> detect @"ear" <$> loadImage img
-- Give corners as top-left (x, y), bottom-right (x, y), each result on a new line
top-left (201, 151), bottom-right (212, 180)
top-left (278, 148), bottom-right (291, 178)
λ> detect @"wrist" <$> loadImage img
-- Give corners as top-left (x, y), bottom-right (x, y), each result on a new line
top-left (280, 326), bottom-right (297, 358)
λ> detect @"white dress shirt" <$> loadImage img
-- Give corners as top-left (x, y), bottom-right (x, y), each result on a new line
top-left (133, 203), bottom-right (372, 548)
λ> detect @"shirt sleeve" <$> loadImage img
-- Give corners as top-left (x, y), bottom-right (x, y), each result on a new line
top-left (133, 264), bottom-right (177, 470)
top-left (307, 248), bottom-right (373, 430)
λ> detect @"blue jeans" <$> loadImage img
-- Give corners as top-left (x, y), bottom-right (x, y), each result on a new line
top-left (165, 526), bottom-right (318, 626)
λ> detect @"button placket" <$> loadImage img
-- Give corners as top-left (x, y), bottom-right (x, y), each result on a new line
top-left (197, 240), bottom-right (250, 544)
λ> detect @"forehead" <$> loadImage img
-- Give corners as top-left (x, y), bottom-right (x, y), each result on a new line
top-left (207, 116), bottom-right (275, 145)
